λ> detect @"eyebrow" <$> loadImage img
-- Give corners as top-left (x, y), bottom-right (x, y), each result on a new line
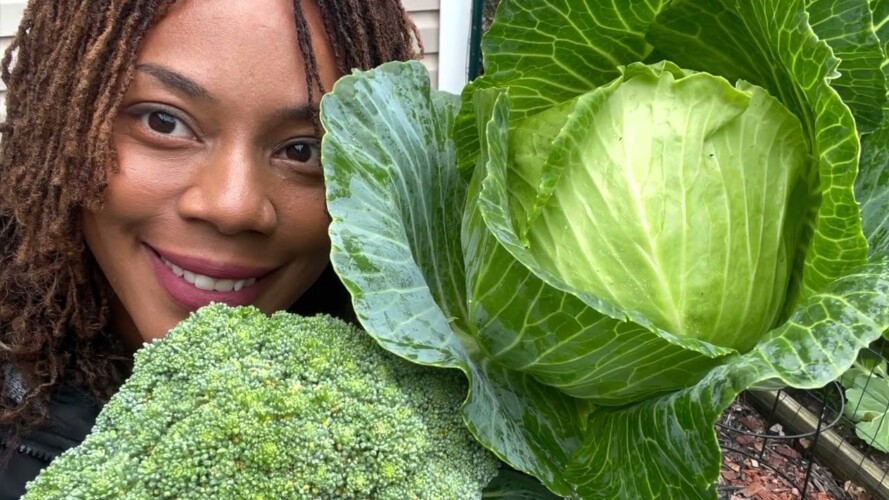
top-left (273, 104), bottom-right (315, 124)
top-left (135, 62), bottom-right (315, 125)
top-left (135, 63), bottom-right (216, 102)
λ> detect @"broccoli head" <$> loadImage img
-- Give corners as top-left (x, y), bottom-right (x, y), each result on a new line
top-left (25, 304), bottom-right (500, 499)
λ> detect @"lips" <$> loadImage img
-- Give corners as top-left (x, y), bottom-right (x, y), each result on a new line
top-left (144, 244), bottom-right (277, 310)
top-left (151, 246), bottom-right (276, 280)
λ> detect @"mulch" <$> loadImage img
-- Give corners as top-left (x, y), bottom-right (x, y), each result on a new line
top-left (717, 394), bottom-right (875, 499)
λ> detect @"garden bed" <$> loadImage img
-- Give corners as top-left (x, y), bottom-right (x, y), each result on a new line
top-left (717, 391), bottom-right (887, 499)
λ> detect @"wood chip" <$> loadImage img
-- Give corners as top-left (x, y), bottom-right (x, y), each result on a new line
top-left (774, 444), bottom-right (800, 459)
top-left (741, 416), bottom-right (764, 432)
top-left (741, 481), bottom-right (765, 496)
top-left (737, 434), bottom-right (756, 446)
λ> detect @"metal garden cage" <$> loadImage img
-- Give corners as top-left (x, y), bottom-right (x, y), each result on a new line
top-left (717, 337), bottom-right (889, 499)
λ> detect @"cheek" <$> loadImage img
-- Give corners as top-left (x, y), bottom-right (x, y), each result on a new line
top-left (80, 167), bottom-right (153, 263)
top-left (277, 185), bottom-right (331, 252)
top-left (260, 186), bottom-right (332, 312)
top-left (104, 141), bottom-right (187, 221)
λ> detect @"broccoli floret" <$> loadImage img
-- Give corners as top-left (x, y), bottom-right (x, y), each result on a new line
top-left (24, 304), bottom-right (500, 499)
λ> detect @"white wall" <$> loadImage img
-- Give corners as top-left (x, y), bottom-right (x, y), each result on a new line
top-left (404, 0), bottom-right (441, 88)
top-left (0, 0), bottom-right (26, 121)
top-left (437, 0), bottom-right (473, 94)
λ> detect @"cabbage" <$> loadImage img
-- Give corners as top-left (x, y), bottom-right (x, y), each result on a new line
top-left (319, 0), bottom-right (889, 497)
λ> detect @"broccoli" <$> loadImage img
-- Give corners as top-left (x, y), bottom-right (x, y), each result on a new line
top-left (24, 304), bottom-right (500, 499)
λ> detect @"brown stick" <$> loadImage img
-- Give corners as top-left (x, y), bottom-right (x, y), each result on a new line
top-left (746, 390), bottom-right (889, 499)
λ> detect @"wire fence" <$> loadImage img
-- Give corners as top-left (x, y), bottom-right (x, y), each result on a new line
top-left (718, 337), bottom-right (889, 499)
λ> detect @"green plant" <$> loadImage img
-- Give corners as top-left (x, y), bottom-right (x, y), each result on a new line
top-left (24, 304), bottom-right (500, 499)
top-left (839, 350), bottom-right (889, 453)
top-left (319, 0), bottom-right (889, 497)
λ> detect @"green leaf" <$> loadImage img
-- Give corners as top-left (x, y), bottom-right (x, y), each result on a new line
top-left (321, 61), bottom-right (468, 366)
top-left (479, 0), bottom-right (670, 118)
top-left (462, 360), bottom-right (591, 496)
top-left (322, 62), bottom-right (591, 496)
top-left (856, 122), bottom-right (889, 255)
top-left (806, 0), bottom-right (887, 133)
top-left (854, 413), bottom-right (889, 453)
top-left (648, 0), bottom-right (868, 314)
top-left (845, 376), bottom-right (889, 452)
top-left (454, 0), bottom-right (671, 172)
top-left (564, 257), bottom-right (889, 497)
top-left (869, 0), bottom-right (889, 114)
top-left (840, 348), bottom-right (889, 452)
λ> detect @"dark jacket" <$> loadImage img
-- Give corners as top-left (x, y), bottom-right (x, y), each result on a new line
top-left (0, 387), bottom-right (100, 499)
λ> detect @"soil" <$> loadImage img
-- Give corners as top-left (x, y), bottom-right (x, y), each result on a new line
top-left (717, 392), bottom-right (883, 499)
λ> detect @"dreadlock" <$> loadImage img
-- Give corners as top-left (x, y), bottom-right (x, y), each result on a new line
top-left (0, 0), bottom-right (422, 436)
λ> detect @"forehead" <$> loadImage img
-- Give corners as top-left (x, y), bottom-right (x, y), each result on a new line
top-left (136, 0), bottom-right (337, 99)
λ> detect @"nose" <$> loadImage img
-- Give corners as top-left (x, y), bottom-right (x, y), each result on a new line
top-left (176, 146), bottom-right (277, 235)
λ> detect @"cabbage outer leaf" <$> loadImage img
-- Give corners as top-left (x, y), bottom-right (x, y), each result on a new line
top-left (322, 62), bottom-right (590, 496)
top-left (453, 0), bottom-right (671, 172)
top-left (321, 61), bottom-right (468, 367)
top-left (857, 122), bottom-right (889, 255)
top-left (803, 0), bottom-right (886, 132)
top-left (871, 0), bottom-right (889, 117)
top-left (565, 257), bottom-right (889, 497)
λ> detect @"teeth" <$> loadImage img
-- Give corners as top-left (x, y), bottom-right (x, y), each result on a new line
top-left (214, 279), bottom-right (235, 292)
top-left (194, 275), bottom-right (215, 291)
top-left (161, 257), bottom-right (257, 292)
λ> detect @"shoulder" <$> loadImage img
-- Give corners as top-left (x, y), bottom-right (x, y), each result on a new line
top-left (0, 385), bottom-right (100, 499)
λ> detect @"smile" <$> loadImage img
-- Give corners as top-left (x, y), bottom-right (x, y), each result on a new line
top-left (160, 256), bottom-right (257, 292)
top-left (145, 245), bottom-right (272, 310)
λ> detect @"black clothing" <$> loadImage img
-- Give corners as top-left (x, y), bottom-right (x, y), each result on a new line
top-left (0, 387), bottom-right (100, 499)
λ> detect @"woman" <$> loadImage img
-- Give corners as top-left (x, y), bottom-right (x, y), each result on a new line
top-left (0, 0), bottom-right (421, 495)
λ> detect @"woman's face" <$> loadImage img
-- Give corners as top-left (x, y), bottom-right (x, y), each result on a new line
top-left (82, 0), bottom-right (340, 349)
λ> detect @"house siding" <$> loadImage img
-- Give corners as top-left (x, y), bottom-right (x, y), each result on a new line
top-left (0, 0), bottom-right (26, 121)
top-left (404, 0), bottom-right (440, 88)
top-left (0, 1), bottom-right (442, 121)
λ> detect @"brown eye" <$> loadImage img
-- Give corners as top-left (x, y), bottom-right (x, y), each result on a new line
top-left (136, 108), bottom-right (194, 139)
top-left (147, 111), bottom-right (178, 134)
top-left (281, 140), bottom-right (319, 164)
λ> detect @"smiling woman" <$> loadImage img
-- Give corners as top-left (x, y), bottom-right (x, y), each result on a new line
top-left (0, 0), bottom-right (421, 496)
top-left (85, 0), bottom-right (340, 351)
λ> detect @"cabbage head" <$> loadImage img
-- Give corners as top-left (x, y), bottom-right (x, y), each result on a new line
top-left (319, 0), bottom-right (889, 497)
top-left (506, 61), bottom-right (809, 355)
